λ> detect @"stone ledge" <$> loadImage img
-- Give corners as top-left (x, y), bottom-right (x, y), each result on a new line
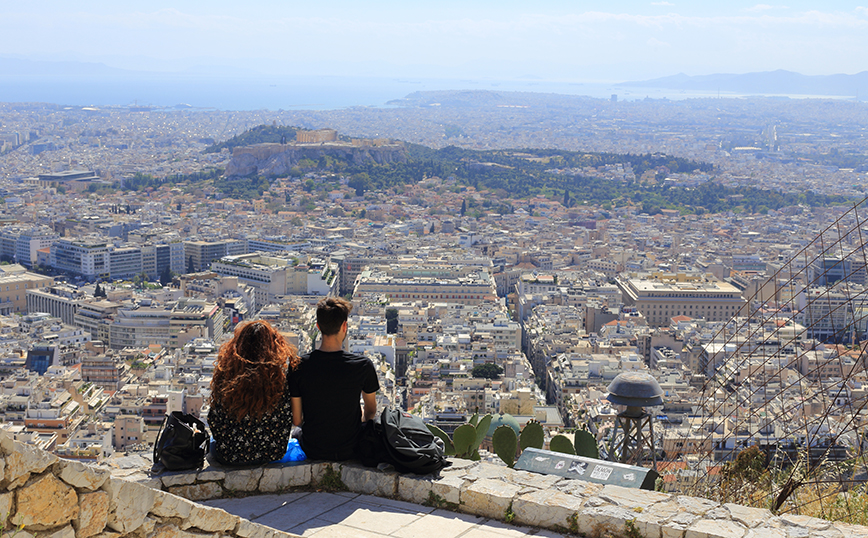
top-left (121, 456), bottom-right (868, 538)
top-left (0, 432), bottom-right (304, 538)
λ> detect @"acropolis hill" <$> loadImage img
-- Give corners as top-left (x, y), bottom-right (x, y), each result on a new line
top-left (225, 129), bottom-right (407, 177)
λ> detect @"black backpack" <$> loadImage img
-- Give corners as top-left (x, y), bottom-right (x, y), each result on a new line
top-left (361, 407), bottom-right (450, 475)
top-left (153, 411), bottom-right (210, 472)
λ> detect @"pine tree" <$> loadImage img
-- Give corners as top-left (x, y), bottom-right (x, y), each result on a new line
top-left (187, 256), bottom-right (195, 274)
top-left (460, 199), bottom-right (466, 216)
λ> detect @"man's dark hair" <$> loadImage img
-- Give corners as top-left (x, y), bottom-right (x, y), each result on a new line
top-left (316, 297), bottom-right (353, 336)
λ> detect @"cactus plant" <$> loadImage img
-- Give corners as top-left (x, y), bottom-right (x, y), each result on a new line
top-left (426, 423), bottom-right (456, 456)
top-left (519, 420), bottom-right (545, 451)
top-left (574, 429), bottom-right (599, 459)
top-left (452, 423), bottom-right (478, 458)
top-left (474, 414), bottom-right (493, 454)
top-left (492, 425), bottom-right (518, 468)
top-left (550, 434), bottom-right (577, 455)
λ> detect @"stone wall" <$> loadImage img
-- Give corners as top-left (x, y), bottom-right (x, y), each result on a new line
top-left (5, 429), bottom-right (868, 538)
top-left (0, 433), bottom-right (296, 538)
top-left (125, 456), bottom-right (868, 538)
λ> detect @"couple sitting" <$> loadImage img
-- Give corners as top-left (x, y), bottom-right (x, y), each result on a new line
top-left (208, 297), bottom-right (379, 466)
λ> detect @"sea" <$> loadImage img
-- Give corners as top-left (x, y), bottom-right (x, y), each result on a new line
top-left (0, 73), bottom-right (857, 111)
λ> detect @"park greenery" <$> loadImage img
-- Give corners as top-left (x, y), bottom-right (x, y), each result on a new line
top-left (122, 125), bottom-right (857, 214)
top-left (471, 363), bottom-right (504, 379)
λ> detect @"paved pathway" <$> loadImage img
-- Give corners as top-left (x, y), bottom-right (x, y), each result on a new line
top-left (204, 491), bottom-right (568, 538)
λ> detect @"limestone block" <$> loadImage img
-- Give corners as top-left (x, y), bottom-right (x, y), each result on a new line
top-left (58, 460), bottom-right (109, 491)
top-left (723, 503), bottom-right (773, 528)
top-left (460, 462), bottom-right (509, 481)
top-left (89, 532), bottom-right (121, 538)
top-left (513, 488), bottom-right (584, 529)
top-left (341, 465), bottom-right (397, 497)
top-left (397, 475), bottom-right (435, 505)
top-left (150, 490), bottom-right (195, 519)
top-left (182, 504), bottom-right (238, 532)
top-left (0, 491), bottom-right (13, 526)
top-left (236, 519), bottom-right (297, 538)
top-left (309, 462), bottom-right (336, 485)
top-left (160, 472), bottom-right (197, 488)
top-left (167, 482), bottom-right (223, 501)
top-left (14, 473), bottom-right (79, 530)
top-left (441, 458), bottom-right (476, 473)
top-left (138, 517), bottom-right (157, 537)
top-left (103, 477), bottom-right (157, 534)
top-left (430, 475), bottom-right (464, 505)
top-left (260, 465), bottom-right (311, 492)
top-left (676, 495), bottom-right (721, 515)
top-left (554, 478), bottom-right (604, 499)
top-left (40, 525), bottom-right (75, 538)
top-left (685, 519), bottom-right (747, 538)
top-left (504, 469), bottom-right (562, 490)
top-left (460, 478), bottom-right (522, 520)
top-left (599, 484), bottom-right (670, 510)
top-left (832, 523), bottom-right (868, 538)
top-left (197, 469), bottom-right (226, 482)
top-left (743, 528), bottom-right (786, 538)
top-left (779, 514), bottom-right (832, 531)
top-left (574, 505), bottom-right (637, 538)
top-left (75, 490), bottom-right (110, 538)
top-left (149, 524), bottom-right (201, 538)
top-left (224, 468), bottom-right (263, 492)
top-left (2, 439), bottom-right (57, 487)
top-left (634, 499), bottom-right (699, 538)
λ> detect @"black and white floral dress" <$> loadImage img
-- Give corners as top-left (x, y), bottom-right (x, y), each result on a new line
top-left (208, 376), bottom-right (293, 466)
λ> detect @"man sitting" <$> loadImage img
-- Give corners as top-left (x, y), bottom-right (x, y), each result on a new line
top-left (289, 297), bottom-right (379, 460)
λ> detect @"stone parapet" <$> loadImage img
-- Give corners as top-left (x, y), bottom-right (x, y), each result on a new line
top-left (4, 430), bottom-right (868, 538)
top-left (0, 433), bottom-right (299, 538)
top-left (122, 454), bottom-right (868, 538)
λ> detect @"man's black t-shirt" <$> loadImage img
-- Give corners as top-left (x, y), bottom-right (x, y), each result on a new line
top-left (288, 350), bottom-right (379, 460)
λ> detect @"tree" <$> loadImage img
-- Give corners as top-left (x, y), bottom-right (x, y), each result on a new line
top-left (471, 363), bottom-right (503, 379)
top-left (429, 222), bottom-right (435, 234)
top-left (94, 282), bottom-right (105, 298)
top-left (385, 308), bottom-right (399, 334)
top-left (187, 256), bottom-right (195, 274)
top-left (159, 265), bottom-right (173, 287)
top-left (460, 199), bottom-right (466, 216)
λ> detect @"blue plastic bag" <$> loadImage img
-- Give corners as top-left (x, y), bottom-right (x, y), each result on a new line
top-left (276, 438), bottom-right (306, 463)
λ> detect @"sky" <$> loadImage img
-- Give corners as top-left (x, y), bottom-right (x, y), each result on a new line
top-left (2, 1), bottom-right (868, 82)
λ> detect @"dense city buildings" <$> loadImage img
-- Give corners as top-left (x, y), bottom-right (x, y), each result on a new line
top-left (0, 93), bottom-right (867, 500)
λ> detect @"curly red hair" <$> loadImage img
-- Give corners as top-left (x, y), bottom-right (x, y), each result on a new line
top-left (210, 320), bottom-right (299, 420)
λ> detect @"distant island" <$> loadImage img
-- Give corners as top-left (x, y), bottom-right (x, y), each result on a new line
top-left (621, 70), bottom-right (868, 98)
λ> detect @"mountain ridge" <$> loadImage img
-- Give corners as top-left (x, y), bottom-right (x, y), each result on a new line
top-left (621, 70), bottom-right (868, 97)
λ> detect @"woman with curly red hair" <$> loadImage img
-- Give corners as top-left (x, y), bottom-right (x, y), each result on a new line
top-left (208, 320), bottom-right (300, 466)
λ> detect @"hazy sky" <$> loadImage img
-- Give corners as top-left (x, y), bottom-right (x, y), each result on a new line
top-left (3, 1), bottom-right (867, 81)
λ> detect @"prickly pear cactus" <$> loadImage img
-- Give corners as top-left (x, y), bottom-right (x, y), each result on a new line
top-left (426, 423), bottom-right (456, 456)
top-left (474, 414), bottom-right (493, 453)
top-left (574, 428), bottom-right (599, 459)
top-left (452, 423), bottom-right (478, 458)
top-left (492, 425), bottom-right (518, 468)
top-left (519, 420), bottom-right (545, 451)
top-left (549, 434), bottom-right (577, 455)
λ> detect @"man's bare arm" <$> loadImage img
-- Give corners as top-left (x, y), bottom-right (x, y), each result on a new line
top-left (291, 397), bottom-right (303, 426)
top-left (362, 392), bottom-right (377, 422)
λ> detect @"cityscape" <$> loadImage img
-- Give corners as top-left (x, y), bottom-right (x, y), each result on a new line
top-left (2, 85), bottom-right (868, 525)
